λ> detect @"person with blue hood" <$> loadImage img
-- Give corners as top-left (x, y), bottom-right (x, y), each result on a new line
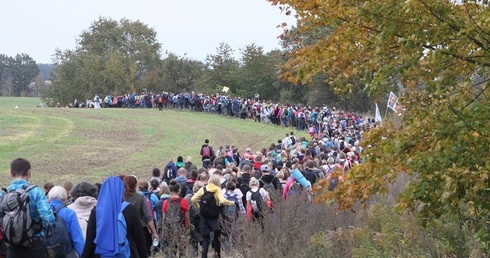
top-left (81, 176), bottom-right (147, 258)
top-left (162, 158), bottom-right (177, 185)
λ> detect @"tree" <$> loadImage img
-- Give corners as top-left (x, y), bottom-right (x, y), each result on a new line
top-left (161, 52), bottom-right (205, 93)
top-left (0, 54), bottom-right (39, 96)
top-left (37, 63), bottom-right (57, 80)
top-left (234, 44), bottom-right (282, 100)
top-left (0, 54), bottom-right (11, 96)
top-left (272, 0), bottom-right (490, 245)
top-left (46, 17), bottom-right (162, 104)
top-left (33, 74), bottom-right (45, 97)
top-left (203, 42), bottom-right (240, 93)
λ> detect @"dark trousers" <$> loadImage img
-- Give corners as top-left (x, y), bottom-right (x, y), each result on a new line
top-left (7, 239), bottom-right (49, 258)
top-left (201, 230), bottom-right (221, 258)
top-left (143, 226), bottom-right (152, 256)
top-left (202, 161), bottom-right (211, 169)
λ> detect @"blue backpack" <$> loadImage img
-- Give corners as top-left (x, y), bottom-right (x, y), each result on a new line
top-left (44, 206), bottom-right (75, 258)
top-left (101, 202), bottom-right (130, 258)
top-left (224, 192), bottom-right (239, 218)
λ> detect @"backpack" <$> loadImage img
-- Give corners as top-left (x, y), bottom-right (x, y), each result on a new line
top-left (250, 189), bottom-right (263, 214)
top-left (254, 169), bottom-right (261, 179)
top-left (154, 196), bottom-right (169, 233)
top-left (164, 198), bottom-right (184, 228)
top-left (259, 179), bottom-right (275, 196)
top-left (0, 185), bottom-right (41, 247)
top-left (223, 192), bottom-right (239, 218)
top-left (220, 179), bottom-right (228, 190)
top-left (44, 206), bottom-right (75, 258)
top-left (163, 166), bottom-right (173, 183)
top-left (290, 136), bottom-right (296, 146)
top-left (315, 169), bottom-right (325, 180)
top-left (182, 184), bottom-right (193, 198)
top-left (328, 177), bottom-right (339, 191)
top-left (338, 161), bottom-right (350, 173)
top-left (199, 187), bottom-right (220, 219)
top-left (324, 164), bottom-right (333, 175)
top-left (288, 181), bottom-right (303, 196)
top-left (202, 146), bottom-right (211, 158)
top-left (238, 183), bottom-right (250, 209)
top-left (143, 192), bottom-right (155, 219)
top-left (100, 202), bottom-right (131, 258)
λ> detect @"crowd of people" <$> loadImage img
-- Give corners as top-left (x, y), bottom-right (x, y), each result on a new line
top-left (62, 90), bottom-right (377, 133)
top-left (0, 104), bottom-right (375, 258)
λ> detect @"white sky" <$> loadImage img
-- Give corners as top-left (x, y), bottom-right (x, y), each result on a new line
top-left (0, 0), bottom-right (295, 64)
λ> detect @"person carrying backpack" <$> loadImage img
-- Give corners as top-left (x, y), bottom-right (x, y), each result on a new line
top-left (153, 184), bottom-right (171, 255)
top-left (305, 160), bottom-right (322, 186)
top-left (0, 158), bottom-right (55, 258)
top-left (162, 180), bottom-right (189, 258)
top-left (81, 176), bottom-right (147, 258)
top-left (222, 182), bottom-right (243, 256)
top-left (184, 181), bottom-right (204, 258)
top-left (200, 139), bottom-right (215, 169)
top-left (122, 176), bottom-right (159, 256)
top-left (326, 166), bottom-right (345, 191)
top-left (162, 159), bottom-right (177, 185)
top-left (237, 165), bottom-right (253, 210)
top-left (47, 186), bottom-right (84, 258)
top-left (258, 164), bottom-right (283, 200)
top-left (179, 170), bottom-right (198, 198)
top-left (184, 156), bottom-right (198, 176)
top-left (246, 177), bottom-right (271, 223)
top-left (191, 174), bottom-right (235, 258)
top-left (137, 180), bottom-right (159, 222)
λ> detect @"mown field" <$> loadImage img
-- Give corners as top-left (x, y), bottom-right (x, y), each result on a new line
top-left (0, 97), bottom-right (307, 187)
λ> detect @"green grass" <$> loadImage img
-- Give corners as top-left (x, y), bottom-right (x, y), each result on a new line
top-left (0, 97), bottom-right (308, 186)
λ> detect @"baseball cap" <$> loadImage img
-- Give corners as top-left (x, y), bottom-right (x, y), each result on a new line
top-left (260, 164), bottom-right (270, 172)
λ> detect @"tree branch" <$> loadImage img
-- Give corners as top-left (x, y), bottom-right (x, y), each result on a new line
top-left (419, 0), bottom-right (488, 51)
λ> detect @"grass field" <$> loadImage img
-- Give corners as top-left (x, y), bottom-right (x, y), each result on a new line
top-left (0, 97), bottom-right (308, 187)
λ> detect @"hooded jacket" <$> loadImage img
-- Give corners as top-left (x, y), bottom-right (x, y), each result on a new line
top-left (190, 183), bottom-right (234, 209)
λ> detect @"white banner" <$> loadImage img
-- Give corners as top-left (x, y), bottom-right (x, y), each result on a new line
top-left (375, 103), bottom-right (382, 125)
top-left (387, 92), bottom-right (398, 112)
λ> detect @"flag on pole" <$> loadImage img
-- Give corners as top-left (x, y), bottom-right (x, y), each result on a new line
top-left (387, 92), bottom-right (398, 112)
top-left (375, 103), bottom-right (382, 125)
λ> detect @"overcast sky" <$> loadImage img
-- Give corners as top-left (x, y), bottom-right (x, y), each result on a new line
top-left (0, 0), bottom-right (295, 64)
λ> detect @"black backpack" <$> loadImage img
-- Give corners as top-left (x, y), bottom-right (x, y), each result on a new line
top-left (44, 206), bottom-right (75, 258)
top-left (199, 187), bottom-right (220, 219)
top-left (220, 179), bottom-right (228, 190)
top-left (163, 166), bottom-right (173, 183)
top-left (250, 189), bottom-right (263, 215)
top-left (164, 198), bottom-right (184, 228)
top-left (180, 184), bottom-right (193, 198)
top-left (238, 183), bottom-right (250, 208)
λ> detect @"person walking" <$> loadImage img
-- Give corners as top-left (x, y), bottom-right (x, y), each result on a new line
top-left (1, 158), bottom-right (55, 258)
top-left (191, 174), bottom-right (235, 258)
top-left (82, 176), bottom-right (147, 258)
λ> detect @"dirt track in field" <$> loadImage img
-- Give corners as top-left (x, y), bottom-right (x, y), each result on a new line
top-left (1, 107), bottom-right (307, 186)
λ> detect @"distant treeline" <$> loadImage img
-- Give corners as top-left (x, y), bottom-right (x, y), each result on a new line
top-left (38, 63), bottom-right (57, 81)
